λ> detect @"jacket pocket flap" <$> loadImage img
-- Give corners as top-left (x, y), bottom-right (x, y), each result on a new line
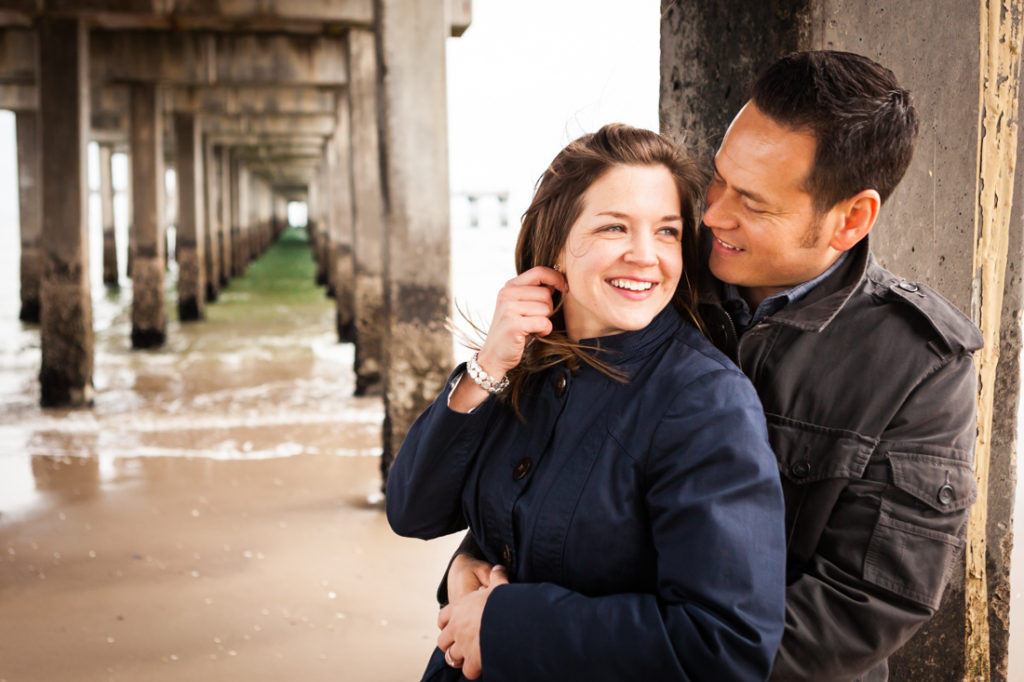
top-left (888, 451), bottom-right (975, 512)
top-left (767, 414), bottom-right (877, 483)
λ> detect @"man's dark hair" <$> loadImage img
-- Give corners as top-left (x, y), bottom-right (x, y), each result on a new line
top-left (751, 50), bottom-right (919, 211)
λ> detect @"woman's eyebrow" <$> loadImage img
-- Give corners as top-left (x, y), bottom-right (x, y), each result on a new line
top-left (594, 210), bottom-right (682, 221)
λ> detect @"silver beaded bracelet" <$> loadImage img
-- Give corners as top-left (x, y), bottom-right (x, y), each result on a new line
top-left (467, 352), bottom-right (509, 394)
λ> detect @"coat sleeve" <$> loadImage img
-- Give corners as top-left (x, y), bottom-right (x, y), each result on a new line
top-left (478, 369), bottom-right (787, 682)
top-left (771, 352), bottom-right (978, 681)
top-left (385, 367), bottom-right (497, 539)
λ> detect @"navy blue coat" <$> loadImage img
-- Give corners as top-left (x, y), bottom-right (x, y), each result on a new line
top-left (386, 307), bottom-right (786, 681)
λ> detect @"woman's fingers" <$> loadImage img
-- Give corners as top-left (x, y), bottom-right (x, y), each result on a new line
top-left (437, 604), bottom-right (451, 631)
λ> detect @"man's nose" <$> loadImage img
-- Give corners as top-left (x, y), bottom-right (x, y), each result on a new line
top-left (702, 188), bottom-right (733, 230)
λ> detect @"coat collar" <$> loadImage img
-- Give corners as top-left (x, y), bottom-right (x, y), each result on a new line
top-left (577, 305), bottom-right (685, 367)
top-left (697, 227), bottom-right (870, 334)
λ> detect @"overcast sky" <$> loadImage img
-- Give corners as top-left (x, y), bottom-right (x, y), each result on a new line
top-left (446, 0), bottom-right (660, 223)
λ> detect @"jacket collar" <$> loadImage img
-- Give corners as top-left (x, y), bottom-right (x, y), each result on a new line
top-left (577, 305), bottom-right (685, 367)
top-left (697, 227), bottom-right (870, 334)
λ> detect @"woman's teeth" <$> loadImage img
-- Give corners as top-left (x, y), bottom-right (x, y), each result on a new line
top-left (610, 279), bottom-right (653, 292)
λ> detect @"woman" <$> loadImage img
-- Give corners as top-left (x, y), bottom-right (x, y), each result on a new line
top-left (386, 124), bottom-right (785, 681)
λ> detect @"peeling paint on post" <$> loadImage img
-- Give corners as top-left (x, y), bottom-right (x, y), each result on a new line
top-left (37, 18), bottom-right (94, 406)
top-left (130, 82), bottom-right (166, 349)
top-left (15, 110), bottom-right (42, 323)
top-left (377, 0), bottom-right (453, 481)
top-left (965, 2), bottom-right (1024, 679)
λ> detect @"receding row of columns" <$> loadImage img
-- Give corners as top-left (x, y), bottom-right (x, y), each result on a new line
top-left (15, 0), bottom-right (455, 477)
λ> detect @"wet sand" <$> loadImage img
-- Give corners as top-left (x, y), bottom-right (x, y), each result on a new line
top-left (0, 230), bottom-right (463, 681)
top-left (0, 455), bottom-right (461, 682)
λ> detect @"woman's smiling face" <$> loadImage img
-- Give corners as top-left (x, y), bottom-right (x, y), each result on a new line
top-left (559, 164), bottom-right (684, 341)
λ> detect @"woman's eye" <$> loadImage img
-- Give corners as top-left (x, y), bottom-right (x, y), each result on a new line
top-left (658, 227), bottom-right (681, 239)
top-left (600, 224), bottom-right (626, 233)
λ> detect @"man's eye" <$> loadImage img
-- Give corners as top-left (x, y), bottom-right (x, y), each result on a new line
top-left (744, 203), bottom-right (766, 215)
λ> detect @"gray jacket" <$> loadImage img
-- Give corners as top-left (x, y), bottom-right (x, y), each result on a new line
top-left (700, 235), bottom-right (983, 681)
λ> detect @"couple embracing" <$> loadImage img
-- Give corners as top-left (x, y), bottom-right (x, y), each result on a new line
top-left (387, 50), bottom-right (981, 682)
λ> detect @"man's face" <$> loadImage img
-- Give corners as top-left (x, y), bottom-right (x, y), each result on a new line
top-left (703, 102), bottom-right (846, 307)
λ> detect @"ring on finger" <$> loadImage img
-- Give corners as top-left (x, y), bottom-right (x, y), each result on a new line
top-left (444, 646), bottom-right (462, 668)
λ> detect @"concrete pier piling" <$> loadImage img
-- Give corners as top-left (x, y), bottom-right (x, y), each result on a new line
top-left (37, 17), bottom-right (94, 406)
top-left (348, 28), bottom-right (386, 395)
top-left (174, 112), bottom-right (206, 321)
top-left (203, 138), bottom-right (222, 302)
top-left (15, 110), bottom-right (42, 323)
top-left (129, 82), bottom-right (166, 349)
top-left (377, 0), bottom-right (454, 479)
top-left (98, 143), bottom-right (119, 287)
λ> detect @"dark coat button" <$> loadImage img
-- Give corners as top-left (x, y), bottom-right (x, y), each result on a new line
top-left (790, 459), bottom-right (811, 479)
top-left (555, 375), bottom-right (568, 397)
top-left (937, 484), bottom-right (955, 505)
top-left (898, 281), bottom-right (920, 293)
top-left (501, 543), bottom-right (513, 566)
top-left (513, 457), bottom-right (532, 480)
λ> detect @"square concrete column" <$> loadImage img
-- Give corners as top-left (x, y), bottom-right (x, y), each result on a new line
top-left (229, 152), bottom-right (247, 277)
top-left (203, 137), bottom-right (221, 302)
top-left (15, 110), bottom-right (42, 323)
top-left (661, 2), bottom-right (1021, 679)
top-left (314, 151), bottom-right (331, 287)
top-left (348, 29), bottom-right (386, 395)
top-left (174, 113), bottom-right (206, 321)
top-left (129, 82), bottom-right (166, 348)
top-left (377, 0), bottom-right (453, 478)
top-left (98, 143), bottom-right (119, 287)
top-left (37, 18), bottom-right (94, 406)
top-left (218, 145), bottom-right (232, 285)
top-left (329, 104), bottom-right (357, 344)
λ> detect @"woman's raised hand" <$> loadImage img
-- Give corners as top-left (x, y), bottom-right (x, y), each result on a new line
top-left (449, 266), bottom-right (565, 413)
top-left (476, 266), bottom-right (566, 377)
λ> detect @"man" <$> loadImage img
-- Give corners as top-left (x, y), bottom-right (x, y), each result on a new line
top-left (442, 50), bottom-right (982, 681)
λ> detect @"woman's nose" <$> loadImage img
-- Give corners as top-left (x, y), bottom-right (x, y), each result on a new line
top-left (625, 233), bottom-right (658, 266)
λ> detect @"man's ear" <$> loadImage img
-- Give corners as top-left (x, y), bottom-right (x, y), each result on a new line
top-left (828, 189), bottom-right (880, 251)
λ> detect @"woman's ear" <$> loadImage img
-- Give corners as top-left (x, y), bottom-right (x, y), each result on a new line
top-left (828, 189), bottom-right (880, 251)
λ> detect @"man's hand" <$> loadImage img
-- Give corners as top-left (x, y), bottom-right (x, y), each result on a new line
top-left (437, 565), bottom-right (509, 679)
top-left (447, 553), bottom-right (495, 605)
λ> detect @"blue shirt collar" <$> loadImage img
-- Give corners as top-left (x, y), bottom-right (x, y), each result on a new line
top-left (722, 250), bottom-right (850, 332)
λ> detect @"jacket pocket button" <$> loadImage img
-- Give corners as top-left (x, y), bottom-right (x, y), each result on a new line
top-left (937, 484), bottom-right (955, 505)
top-left (555, 375), bottom-right (568, 397)
top-left (790, 459), bottom-right (811, 479)
top-left (501, 543), bottom-right (513, 566)
top-left (513, 457), bottom-right (532, 480)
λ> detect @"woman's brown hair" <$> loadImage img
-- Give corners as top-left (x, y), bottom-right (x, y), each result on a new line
top-left (497, 123), bottom-right (704, 413)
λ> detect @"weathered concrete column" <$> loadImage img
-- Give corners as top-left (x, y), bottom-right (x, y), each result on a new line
top-left (174, 113), bottom-right (206, 320)
top-left (229, 153), bottom-right (247, 277)
top-left (314, 152), bottom-right (331, 287)
top-left (202, 138), bottom-right (221, 302)
top-left (98, 143), bottom-right (119, 287)
top-left (661, 2), bottom-right (1021, 679)
top-left (348, 29), bottom-right (386, 394)
top-left (129, 82), bottom-right (166, 348)
top-left (329, 106), bottom-right (357, 343)
top-left (218, 145), bottom-right (232, 285)
top-left (37, 18), bottom-right (93, 406)
top-left (307, 174), bottom-right (321, 277)
top-left (15, 110), bottom-right (42, 323)
top-left (377, 0), bottom-right (454, 478)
